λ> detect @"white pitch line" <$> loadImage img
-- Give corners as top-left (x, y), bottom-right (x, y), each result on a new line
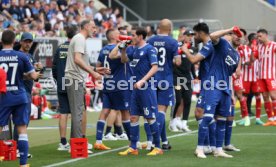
top-left (44, 111), bottom-right (265, 167)
top-left (43, 131), bottom-right (198, 167)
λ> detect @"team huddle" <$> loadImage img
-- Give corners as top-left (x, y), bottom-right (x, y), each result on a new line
top-left (1, 17), bottom-right (276, 166)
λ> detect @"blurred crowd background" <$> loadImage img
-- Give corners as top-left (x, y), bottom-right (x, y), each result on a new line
top-left (0, 0), bottom-right (131, 39)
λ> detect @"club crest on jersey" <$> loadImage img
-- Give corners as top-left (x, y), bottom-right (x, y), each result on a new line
top-left (206, 105), bottom-right (211, 111)
top-left (225, 55), bottom-right (237, 66)
top-left (129, 59), bottom-right (140, 67)
top-left (140, 51), bottom-right (144, 56)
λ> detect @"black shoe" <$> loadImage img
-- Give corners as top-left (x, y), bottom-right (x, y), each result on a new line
top-left (162, 143), bottom-right (172, 151)
top-left (17, 150), bottom-right (33, 158)
top-left (249, 112), bottom-right (255, 116)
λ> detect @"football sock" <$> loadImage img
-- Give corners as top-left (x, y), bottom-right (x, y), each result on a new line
top-left (225, 120), bottom-right (233, 146)
top-left (240, 97), bottom-right (248, 117)
top-left (216, 118), bottom-right (226, 149)
top-left (122, 120), bottom-right (131, 139)
top-left (203, 127), bottom-right (210, 146)
top-left (114, 125), bottom-right (123, 136)
top-left (130, 122), bottom-right (139, 150)
top-left (149, 119), bottom-right (161, 148)
top-left (96, 120), bottom-right (105, 143)
top-left (198, 116), bottom-right (212, 146)
top-left (264, 102), bottom-right (273, 121)
top-left (18, 134), bottom-right (28, 166)
top-left (209, 119), bottom-right (216, 148)
top-left (255, 95), bottom-right (261, 118)
top-left (105, 126), bottom-right (112, 135)
top-left (144, 122), bottom-right (153, 142)
top-left (157, 111), bottom-right (167, 143)
top-left (60, 137), bottom-right (67, 145)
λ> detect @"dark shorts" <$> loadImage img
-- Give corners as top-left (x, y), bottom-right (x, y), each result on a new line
top-left (0, 103), bottom-right (29, 126)
top-left (130, 88), bottom-right (158, 119)
top-left (103, 91), bottom-right (131, 110)
top-left (157, 87), bottom-right (175, 106)
top-left (57, 92), bottom-right (70, 114)
top-left (196, 89), bottom-right (206, 109)
top-left (204, 89), bottom-right (232, 118)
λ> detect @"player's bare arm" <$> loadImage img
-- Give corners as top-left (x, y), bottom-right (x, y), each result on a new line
top-left (73, 52), bottom-right (102, 80)
top-left (134, 64), bottom-right (158, 89)
top-left (234, 58), bottom-right (242, 78)
top-left (109, 43), bottom-right (121, 59)
top-left (181, 44), bottom-right (204, 64)
top-left (120, 47), bottom-right (129, 63)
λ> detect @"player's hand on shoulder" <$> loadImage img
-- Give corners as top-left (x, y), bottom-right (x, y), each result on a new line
top-left (134, 79), bottom-right (146, 89)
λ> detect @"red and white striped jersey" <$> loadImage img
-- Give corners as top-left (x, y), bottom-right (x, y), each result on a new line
top-left (258, 41), bottom-right (276, 79)
top-left (238, 45), bottom-right (258, 82)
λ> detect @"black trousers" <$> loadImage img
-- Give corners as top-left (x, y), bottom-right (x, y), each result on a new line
top-left (171, 82), bottom-right (193, 120)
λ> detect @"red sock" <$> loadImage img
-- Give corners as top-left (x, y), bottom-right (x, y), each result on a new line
top-left (240, 97), bottom-right (248, 117)
top-left (264, 101), bottom-right (273, 119)
top-left (272, 100), bottom-right (276, 117)
top-left (85, 93), bottom-right (91, 107)
top-left (255, 95), bottom-right (262, 118)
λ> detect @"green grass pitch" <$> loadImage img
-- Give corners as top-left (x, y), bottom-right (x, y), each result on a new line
top-left (1, 106), bottom-right (276, 167)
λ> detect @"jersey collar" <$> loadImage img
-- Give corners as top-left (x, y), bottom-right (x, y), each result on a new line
top-left (138, 43), bottom-right (147, 49)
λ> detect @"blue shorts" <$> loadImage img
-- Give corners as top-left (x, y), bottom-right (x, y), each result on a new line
top-left (57, 93), bottom-right (70, 114)
top-left (103, 91), bottom-right (130, 110)
top-left (157, 87), bottom-right (175, 106)
top-left (196, 90), bottom-right (206, 109)
top-left (204, 89), bottom-right (232, 118)
top-left (130, 88), bottom-right (158, 119)
top-left (0, 103), bottom-right (29, 126)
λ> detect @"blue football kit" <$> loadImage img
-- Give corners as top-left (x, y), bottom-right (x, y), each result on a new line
top-left (147, 35), bottom-right (179, 106)
top-left (0, 49), bottom-right (34, 126)
top-left (98, 44), bottom-right (131, 110)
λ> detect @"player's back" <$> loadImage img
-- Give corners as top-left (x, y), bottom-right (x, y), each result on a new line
top-left (53, 41), bottom-right (70, 93)
top-left (147, 35), bottom-right (178, 86)
top-left (0, 49), bottom-right (34, 106)
top-left (209, 38), bottom-right (240, 94)
top-left (258, 41), bottom-right (276, 79)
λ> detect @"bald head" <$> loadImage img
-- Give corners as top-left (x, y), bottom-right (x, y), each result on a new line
top-left (159, 19), bottom-right (172, 34)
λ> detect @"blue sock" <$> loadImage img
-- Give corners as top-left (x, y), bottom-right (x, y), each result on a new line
top-left (204, 127), bottom-right (210, 146)
top-left (209, 119), bottom-right (216, 148)
top-left (18, 134), bottom-right (29, 165)
top-left (224, 120), bottom-right (233, 146)
top-left (149, 120), bottom-right (161, 148)
top-left (144, 122), bottom-right (152, 142)
top-left (122, 120), bottom-right (131, 140)
top-left (96, 120), bottom-right (105, 141)
top-left (130, 122), bottom-right (139, 149)
top-left (216, 118), bottom-right (226, 148)
top-left (157, 111), bottom-right (167, 143)
top-left (198, 116), bottom-right (212, 146)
